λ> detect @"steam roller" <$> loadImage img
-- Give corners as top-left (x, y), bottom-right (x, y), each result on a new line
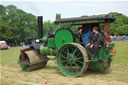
top-left (18, 16), bottom-right (57, 71)
top-left (18, 49), bottom-right (48, 71)
top-left (18, 16), bottom-right (49, 71)
top-left (18, 14), bottom-right (116, 77)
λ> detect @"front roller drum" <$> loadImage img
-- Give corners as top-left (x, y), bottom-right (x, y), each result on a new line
top-left (57, 43), bottom-right (89, 77)
top-left (18, 50), bottom-right (48, 71)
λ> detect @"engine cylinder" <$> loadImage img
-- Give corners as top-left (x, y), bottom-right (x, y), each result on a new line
top-left (40, 45), bottom-right (57, 55)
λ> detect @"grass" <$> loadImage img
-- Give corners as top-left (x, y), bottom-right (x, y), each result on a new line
top-left (1, 41), bottom-right (128, 67)
top-left (0, 46), bottom-right (22, 68)
top-left (0, 79), bottom-right (28, 85)
top-left (112, 41), bottom-right (128, 64)
top-left (0, 41), bottom-right (128, 84)
top-left (84, 41), bottom-right (128, 83)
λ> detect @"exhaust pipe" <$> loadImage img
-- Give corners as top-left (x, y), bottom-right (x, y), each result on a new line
top-left (38, 16), bottom-right (43, 38)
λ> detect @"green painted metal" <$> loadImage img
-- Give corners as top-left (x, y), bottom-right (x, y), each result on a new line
top-left (18, 14), bottom-right (116, 77)
top-left (42, 36), bottom-right (48, 42)
top-left (55, 19), bottom-right (104, 27)
top-left (20, 64), bottom-right (30, 72)
top-left (57, 43), bottom-right (88, 77)
top-left (88, 61), bottom-right (110, 71)
top-left (40, 46), bottom-right (57, 55)
top-left (75, 37), bottom-right (80, 43)
top-left (55, 29), bottom-right (74, 48)
top-left (48, 38), bottom-right (56, 48)
top-left (67, 54), bottom-right (77, 65)
top-left (97, 47), bottom-right (111, 60)
top-left (108, 43), bottom-right (115, 49)
top-left (97, 19), bottom-right (104, 23)
top-left (88, 44), bottom-right (114, 71)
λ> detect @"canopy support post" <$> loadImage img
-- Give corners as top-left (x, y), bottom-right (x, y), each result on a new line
top-left (108, 20), bottom-right (111, 43)
top-left (103, 20), bottom-right (106, 47)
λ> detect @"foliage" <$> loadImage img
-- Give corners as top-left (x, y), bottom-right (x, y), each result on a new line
top-left (0, 5), bottom-right (38, 44)
top-left (43, 20), bottom-right (58, 35)
top-left (0, 5), bottom-right (6, 15)
top-left (0, 4), bottom-right (128, 45)
top-left (0, 4), bottom-right (57, 44)
top-left (0, 22), bottom-right (19, 43)
top-left (109, 12), bottom-right (128, 35)
top-left (1, 41), bottom-right (128, 83)
top-left (81, 12), bottom-right (128, 35)
top-left (56, 13), bottom-right (61, 20)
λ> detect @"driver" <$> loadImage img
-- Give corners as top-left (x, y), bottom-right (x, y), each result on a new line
top-left (78, 24), bottom-right (92, 47)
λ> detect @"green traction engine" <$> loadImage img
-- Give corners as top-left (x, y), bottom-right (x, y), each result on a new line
top-left (18, 14), bottom-right (116, 77)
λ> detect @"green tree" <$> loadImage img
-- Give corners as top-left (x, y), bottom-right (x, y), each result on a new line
top-left (43, 20), bottom-right (57, 35)
top-left (4, 5), bottom-right (37, 42)
top-left (109, 12), bottom-right (128, 35)
top-left (0, 22), bottom-right (19, 43)
top-left (0, 5), bottom-right (6, 15)
top-left (56, 13), bottom-right (61, 20)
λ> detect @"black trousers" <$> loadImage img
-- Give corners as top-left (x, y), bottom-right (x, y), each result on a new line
top-left (86, 46), bottom-right (98, 58)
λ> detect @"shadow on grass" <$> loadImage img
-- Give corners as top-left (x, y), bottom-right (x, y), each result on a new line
top-left (43, 66), bottom-right (112, 77)
top-left (81, 68), bottom-right (112, 77)
top-left (44, 66), bottom-right (112, 77)
top-left (18, 64), bottom-right (112, 78)
top-left (45, 65), bottom-right (57, 70)
top-left (44, 65), bottom-right (67, 76)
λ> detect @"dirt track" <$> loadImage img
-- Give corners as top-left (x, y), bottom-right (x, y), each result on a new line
top-left (1, 64), bottom-right (128, 85)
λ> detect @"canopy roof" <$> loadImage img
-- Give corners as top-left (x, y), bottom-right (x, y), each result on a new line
top-left (55, 14), bottom-right (115, 24)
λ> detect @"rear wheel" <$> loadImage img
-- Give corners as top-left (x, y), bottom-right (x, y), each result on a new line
top-left (57, 43), bottom-right (89, 77)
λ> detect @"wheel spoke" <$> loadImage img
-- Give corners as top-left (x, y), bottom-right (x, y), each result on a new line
top-left (64, 63), bottom-right (71, 71)
top-left (62, 60), bottom-right (67, 63)
top-left (76, 61), bottom-right (84, 64)
top-left (63, 50), bottom-right (68, 55)
top-left (67, 49), bottom-right (69, 54)
top-left (61, 55), bottom-right (67, 59)
top-left (73, 48), bottom-right (77, 55)
top-left (75, 63), bottom-right (80, 72)
top-left (57, 43), bottom-right (89, 77)
top-left (75, 52), bottom-right (81, 57)
top-left (64, 62), bottom-right (70, 66)
top-left (68, 64), bottom-right (73, 72)
top-left (75, 63), bottom-right (81, 68)
top-left (76, 57), bottom-right (83, 60)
